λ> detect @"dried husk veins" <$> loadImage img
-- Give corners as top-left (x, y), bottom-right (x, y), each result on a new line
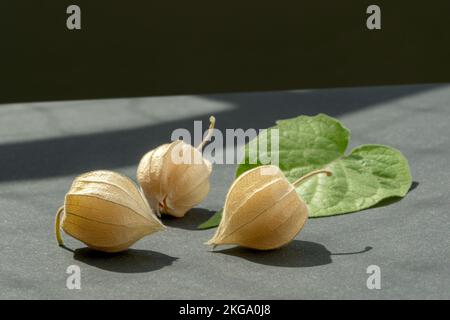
top-left (56, 170), bottom-right (164, 253)
top-left (207, 165), bottom-right (309, 250)
top-left (137, 140), bottom-right (212, 218)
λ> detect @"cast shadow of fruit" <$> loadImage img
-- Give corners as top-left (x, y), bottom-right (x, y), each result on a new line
top-left (73, 248), bottom-right (178, 273)
top-left (163, 208), bottom-right (215, 231)
top-left (214, 240), bottom-right (372, 268)
top-left (213, 240), bottom-right (331, 268)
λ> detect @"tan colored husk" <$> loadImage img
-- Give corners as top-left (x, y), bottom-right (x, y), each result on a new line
top-left (55, 170), bottom-right (165, 253)
top-left (136, 117), bottom-right (214, 218)
top-left (207, 165), bottom-right (331, 250)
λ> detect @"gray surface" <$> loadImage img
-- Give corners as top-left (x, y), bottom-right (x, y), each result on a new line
top-left (0, 84), bottom-right (449, 299)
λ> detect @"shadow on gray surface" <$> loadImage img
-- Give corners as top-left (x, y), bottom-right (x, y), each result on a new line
top-left (73, 248), bottom-right (178, 273)
top-left (331, 246), bottom-right (373, 256)
top-left (163, 208), bottom-right (215, 231)
top-left (409, 181), bottom-right (420, 192)
top-left (213, 240), bottom-right (332, 268)
top-left (0, 84), bottom-right (440, 182)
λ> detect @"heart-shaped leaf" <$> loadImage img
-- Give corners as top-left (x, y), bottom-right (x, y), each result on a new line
top-left (198, 114), bottom-right (412, 228)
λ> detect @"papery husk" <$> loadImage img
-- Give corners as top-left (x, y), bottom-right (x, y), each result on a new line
top-left (55, 170), bottom-right (165, 253)
top-left (137, 140), bottom-right (212, 218)
top-left (207, 165), bottom-right (308, 250)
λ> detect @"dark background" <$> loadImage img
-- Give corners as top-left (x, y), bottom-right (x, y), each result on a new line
top-left (1, 0), bottom-right (449, 103)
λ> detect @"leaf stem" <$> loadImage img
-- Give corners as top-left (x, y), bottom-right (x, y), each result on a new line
top-left (55, 206), bottom-right (64, 246)
top-left (293, 169), bottom-right (332, 187)
top-left (197, 116), bottom-right (216, 150)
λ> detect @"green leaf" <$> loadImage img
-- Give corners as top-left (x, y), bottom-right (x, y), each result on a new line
top-left (238, 114), bottom-right (412, 218)
top-left (198, 209), bottom-right (223, 230)
top-left (199, 114), bottom-right (412, 228)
